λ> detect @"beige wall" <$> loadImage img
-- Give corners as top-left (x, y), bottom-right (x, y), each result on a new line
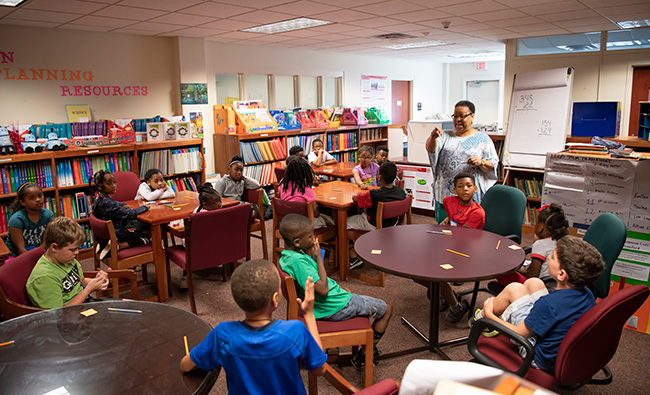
top-left (504, 39), bottom-right (650, 137)
top-left (0, 25), bottom-right (177, 125)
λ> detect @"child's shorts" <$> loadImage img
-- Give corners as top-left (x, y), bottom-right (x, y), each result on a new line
top-left (321, 294), bottom-right (387, 321)
top-left (501, 288), bottom-right (549, 326)
top-left (346, 214), bottom-right (376, 232)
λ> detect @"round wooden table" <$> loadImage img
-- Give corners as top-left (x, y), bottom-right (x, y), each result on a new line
top-left (355, 224), bottom-right (525, 359)
top-left (0, 301), bottom-right (219, 395)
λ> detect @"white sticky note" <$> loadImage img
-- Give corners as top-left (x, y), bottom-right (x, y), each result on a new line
top-left (371, 250), bottom-right (382, 254)
top-left (440, 264), bottom-right (454, 270)
top-left (508, 245), bottom-right (522, 250)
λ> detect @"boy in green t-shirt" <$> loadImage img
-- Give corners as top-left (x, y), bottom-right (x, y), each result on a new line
top-left (26, 216), bottom-right (109, 308)
top-left (279, 214), bottom-right (392, 369)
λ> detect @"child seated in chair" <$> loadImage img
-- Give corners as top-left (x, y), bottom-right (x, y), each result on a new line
top-left (181, 259), bottom-right (327, 395)
top-left (26, 217), bottom-right (109, 308)
top-left (279, 214), bottom-right (392, 369)
top-left (353, 146), bottom-right (379, 189)
top-left (307, 138), bottom-right (337, 167)
top-left (470, 236), bottom-right (604, 375)
top-left (215, 155), bottom-right (265, 219)
top-left (347, 162), bottom-right (406, 269)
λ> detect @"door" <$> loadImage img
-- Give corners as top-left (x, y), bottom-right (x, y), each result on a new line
top-left (391, 80), bottom-right (410, 126)
top-left (467, 80), bottom-right (499, 127)
top-left (628, 66), bottom-right (650, 136)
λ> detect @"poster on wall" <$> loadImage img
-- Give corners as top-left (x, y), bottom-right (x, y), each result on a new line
top-left (180, 83), bottom-right (208, 105)
top-left (396, 164), bottom-right (433, 211)
top-left (189, 111), bottom-right (204, 139)
top-left (66, 105), bottom-right (92, 122)
top-left (361, 75), bottom-right (387, 109)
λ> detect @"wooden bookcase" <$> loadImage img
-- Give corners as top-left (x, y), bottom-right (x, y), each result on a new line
top-left (0, 139), bottom-right (205, 260)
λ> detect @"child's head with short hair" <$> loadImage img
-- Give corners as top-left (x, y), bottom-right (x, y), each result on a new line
top-left (554, 235), bottom-right (604, 289)
top-left (357, 146), bottom-right (374, 169)
top-left (377, 162), bottom-right (397, 186)
top-left (12, 182), bottom-right (44, 213)
top-left (311, 139), bottom-right (324, 152)
top-left (536, 203), bottom-right (569, 240)
top-left (44, 217), bottom-right (86, 264)
top-left (197, 183), bottom-right (222, 211)
top-left (144, 168), bottom-right (167, 191)
top-left (289, 145), bottom-right (304, 158)
top-left (231, 259), bottom-right (280, 313)
top-left (91, 170), bottom-right (115, 197)
top-left (281, 156), bottom-right (315, 195)
top-left (375, 145), bottom-right (389, 165)
top-left (227, 155), bottom-right (245, 181)
top-left (279, 214), bottom-right (314, 252)
top-left (452, 172), bottom-right (477, 204)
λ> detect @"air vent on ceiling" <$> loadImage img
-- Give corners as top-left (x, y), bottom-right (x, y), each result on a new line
top-left (371, 33), bottom-right (417, 40)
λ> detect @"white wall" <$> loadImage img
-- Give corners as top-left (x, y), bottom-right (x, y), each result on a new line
top-left (504, 39), bottom-right (650, 137)
top-left (0, 25), bottom-right (177, 125)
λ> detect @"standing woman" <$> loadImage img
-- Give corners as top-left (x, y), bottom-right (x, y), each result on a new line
top-left (425, 100), bottom-right (498, 224)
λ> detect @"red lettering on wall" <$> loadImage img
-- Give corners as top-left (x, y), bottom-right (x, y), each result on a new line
top-left (142, 86), bottom-right (147, 96)
top-left (69, 70), bottom-right (81, 81)
top-left (60, 86), bottom-right (72, 96)
top-left (84, 86), bottom-right (91, 96)
top-left (83, 71), bottom-right (93, 81)
top-left (17, 69), bottom-right (29, 80)
top-left (123, 86), bottom-right (131, 95)
top-left (93, 86), bottom-right (101, 95)
top-left (1, 52), bottom-right (14, 64)
top-left (31, 69), bottom-right (44, 80)
top-left (112, 86), bottom-right (122, 96)
top-left (3, 68), bottom-right (14, 79)
top-left (46, 70), bottom-right (57, 80)
top-left (133, 86), bottom-right (140, 95)
top-left (74, 86), bottom-right (82, 95)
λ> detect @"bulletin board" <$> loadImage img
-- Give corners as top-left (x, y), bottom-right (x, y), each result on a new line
top-left (360, 75), bottom-right (387, 109)
top-left (543, 152), bottom-right (650, 334)
top-left (504, 67), bottom-right (574, 169)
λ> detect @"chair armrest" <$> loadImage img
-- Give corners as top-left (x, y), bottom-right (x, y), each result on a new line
top-left (467, 317), bottom-right (535, 377)
top-left (85, 269), bottom-right (136, 280)
top-left (523, 245), bottom-right (532, 255)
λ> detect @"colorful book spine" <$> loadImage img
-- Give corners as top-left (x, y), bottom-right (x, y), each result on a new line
top-left (1, 167), bottom-right (9, 194)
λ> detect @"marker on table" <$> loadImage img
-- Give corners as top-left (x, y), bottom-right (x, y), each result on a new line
top-left (184, 336), bottom-right (190, 355)
top-left (427, 230), bottom-right (449, 235)
top-left (107, 307), bottom-right (142, 314)
top-left (446, 249), bottom-right (470, 258)
top-left (0, 340), bottom-right (15, 348)
top-left (163, 204), bottom-right (174, 208)
top-left (496, 240), bottom-right (501, 250)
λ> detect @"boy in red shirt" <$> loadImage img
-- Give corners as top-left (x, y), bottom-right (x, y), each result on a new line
top-left (439, 172), bottom-right (486, 322)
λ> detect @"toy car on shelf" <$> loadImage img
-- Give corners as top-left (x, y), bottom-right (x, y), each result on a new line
top-left (21, 133), bottom-right (44, 153)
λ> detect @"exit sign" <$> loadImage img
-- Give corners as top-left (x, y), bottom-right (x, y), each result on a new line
top-left (476, 62), bottom-right (486, 70)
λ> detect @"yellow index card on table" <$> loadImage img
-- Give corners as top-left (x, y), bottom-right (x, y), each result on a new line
top-left (81, 309), bottom-right (98, 317)
top-left (442, 230), bottom-right (452, 235)
top-left (440, 264), bottom-right (454, 270)
top-left (508, 245), bottom-right (522, 250)
top-left (371, 250), bottom-right (382, 254)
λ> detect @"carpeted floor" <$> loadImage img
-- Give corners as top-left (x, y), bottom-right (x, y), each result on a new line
top-left (79, 213), bottom-right (650, 394)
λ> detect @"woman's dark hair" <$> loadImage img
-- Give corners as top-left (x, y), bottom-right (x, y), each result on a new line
top-left (197, 183), bottom-right (220, 211)
top-left (144, 168), bottom-right (162, 182)
top-left (90, 169), bottom-right (112, 196)
top-left (280, 155), bottom-right (314, 196)
top-left (538, 203), bottom-right (569, 240)
top-left (12, 182), bottom-right (42, 212)
top-left (229, 155), bottom-right (244, 167)
top-left (455, 100), bottom-right (476, 114)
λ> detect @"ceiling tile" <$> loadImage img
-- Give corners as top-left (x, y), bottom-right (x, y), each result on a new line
top-left (438, 1), bottom-right (508, 16)
top-left (199, 19), bottom-right (256, 31)
top-left (609, 12), bottom-right (650, 22)
top-left (92, 6), bottom-right (167, 21)
top-left (204, 35), bottom-right (240, 43)
top-left (0, 19), bottom-right (62, 29)
top-left (539, 10), bottom-right (599, 22)
top-left (466, 9), bottom-right (528, 23)
top-left (181, 2), bottom-right (254, 18)
top-left (150, 13), bottom-right (215, 26)
top-left (509, 22), bottom-right (562, 33)
top-left (580, 0), bottom-right (649, 7)
top-left (487, 16), bottom-right (546, 28)
top-left (419, 17), bottom-right (479, 29)
top-left (518, 1), bottom-right (587, 16)
top-left (0, 8), bottom-right (13, 18)
top-left (353, 17), bottom-right (404, 29)
top-left (351, 1), bottom-right (425, 16)
top-left (163, 26), bottom-right (225, 37)
top-left (245, 34), bottom-right (295, 43)
top-left (266, 1), bottom-right (341, 17)
top-left (566, 23), bottom-right (618, 33)
top-left (7, 9), bottom-right (81, 24)
top-left (23, 0), bottom-right (107, 14)
top-left (495, 0), bottom-right (561, 6)
top-left (117, 0), bottom-right (204, 12)
top-left (230, 10), bottom-right (295, 24)
top-left (313, 0), bottom-right (387, 8)
top-left (342, 27), bottom-right (393, 37)
top-left (312, 9), bottom-right (375, 23)
top-left (389, 9), bottom-right (453, 23)
top-left (62, 24), bottom-right (114, 32)
top-left (308, 23), bottom-right (364, 34)
top-left (65, 15), bottom-right (136, 28)
top-left (113, 21), bottom-right (181, 34)
top-left (596, 4), bottom-right (650, 16)
top-left (213, 30), bottom-right (260, 40)
top-left (214, 0), bottom-right (296, 9)
top-left (553, 17), bottom-right (616, 29)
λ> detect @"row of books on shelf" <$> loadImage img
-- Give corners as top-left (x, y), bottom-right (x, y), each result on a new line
top-left (57, 153), bottom-right (133, 187)
top-left (327, 132), bottom-right (358, 152)
top-left (359, 128), bottom-right (384, 142)
top-left (513, 177), bottom-right (543, 199)
top-left (332, 151), bottom-right (357, 162)
top-left (138, 147), bottom-right (202, 178)
top-left (287, 134), bottom-right (323, 155)
top-left (167, 176), bottom-right (199, 193)
top-left (524, 205), bottom-right (538, 226)
top-left (240, 138), bottom-right (287, 164)
top-left (0, 161), bottom-right (53, 195)
top-left (243, 162), bottom-right (282, 186)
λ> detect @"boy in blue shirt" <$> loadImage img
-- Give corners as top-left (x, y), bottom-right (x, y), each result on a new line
top-left (181, 259), bottom-right (326, 395)
top-left (279, 213), bottom-right (392, 369)
top-left (471, 235), bottom-right (604, 374)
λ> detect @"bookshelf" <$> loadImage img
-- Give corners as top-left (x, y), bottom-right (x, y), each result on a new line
top-left (0, 139), bottom-right (206, 260)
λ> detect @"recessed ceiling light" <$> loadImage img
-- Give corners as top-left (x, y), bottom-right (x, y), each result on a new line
top-left (0, 0), bottom-right (27, 6)
top-left (240, 17), bottom-right (332, 34)
top-left (616, 20), bottom-right (650, 29)
top-left (383, 40), bottom-right (451, 50)
top-left (448, 52), bottom-right (504, 58)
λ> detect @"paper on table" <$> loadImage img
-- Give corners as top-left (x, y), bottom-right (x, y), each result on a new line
top-left (80, 309), bottom-right (97, 317)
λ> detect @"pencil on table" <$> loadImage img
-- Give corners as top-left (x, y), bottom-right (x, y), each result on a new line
top-left (0, 340), bottom-right (15, 348)
top-left (184, 336), bottom-right (190, 355)
top-left (496, 240), bottom-right (501, 250)
top-left (446, 249), bottom-right (470, 258)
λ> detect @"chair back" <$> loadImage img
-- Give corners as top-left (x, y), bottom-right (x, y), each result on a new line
top-left (186, 203), bottom-right (251, 272)
top-left (242, 188), bottom-right (262, 206)
top-left (376, 196), bottom-right (412, 229)
top-left (89, 213), bottom-right (113, 241)
top-left (0, 247), bottom-right (46, 319)
top-left (276, 264), bottom-right (299, 319)
top-left (112, 171), bottom-right (141, 202)
top-left (583, 213), bottom-right (627, 299)
top-left (274, 167), bottom-right (286, 183)
top-left (482, 185), bottom-right (527, 243)
top-left (272, 197), bottom-right (315, 219)
top-left (555, 284), bottom-right (649, 386)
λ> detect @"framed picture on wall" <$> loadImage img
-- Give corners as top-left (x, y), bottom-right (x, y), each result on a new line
top-left (180, 83), bottom-right (208, 105)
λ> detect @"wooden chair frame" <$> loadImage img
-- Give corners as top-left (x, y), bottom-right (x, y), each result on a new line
top-left (244, 189), bottom-right (269, 260)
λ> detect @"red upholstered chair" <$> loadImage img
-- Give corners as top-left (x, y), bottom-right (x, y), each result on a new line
top-left (467, 284), bottom-right (650, 389)
top-left (164, 203), bottom-right (251, 314)
top-left (274, 166), bottom-right (286, 183)
top-left (276, 265), bottom-right (374, 391)
top-left (346, 196), bottom-right (413, 286)
top-left (242, 188), bottom-right (269, 260)
top-left (89, 213), bottom-right (154, 291)
top-left (272, 197), bottom-right (337, 265)
top-left (112, 171), bottom-right (141, 202)
top-left (0, 246), bottom-right (139, 320)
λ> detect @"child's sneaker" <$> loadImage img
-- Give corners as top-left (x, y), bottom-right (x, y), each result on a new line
top-left (446, 299), bottom-right (469, 323)
top-left (349, 257), bottom-right (363, 270)
top-left (468, 309), bottom-right (500, 337)
top-left (350, 347), bottom-right (380, 370)
top-left (179, 274), bottom-right (188, 289)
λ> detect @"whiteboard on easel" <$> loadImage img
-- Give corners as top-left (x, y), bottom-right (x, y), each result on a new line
top-left (504, 67), bottom-right (574, 169)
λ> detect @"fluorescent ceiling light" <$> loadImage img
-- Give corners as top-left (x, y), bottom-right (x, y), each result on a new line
top-left (448, 52), bottom-right (503, 58)
top-left (0, 0), bottom-right (27, 6)
top-left (240, 17), bottom-right (332, 34)
top-left (383, 40), bottom-right (451, 50)
top-left (616, 20), bottom-right (650, 29)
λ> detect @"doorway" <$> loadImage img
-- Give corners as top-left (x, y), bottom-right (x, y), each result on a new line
top-left (628, 66), bottom-right (650, 136)
top-left (391, 80), bottom-right (411, 126)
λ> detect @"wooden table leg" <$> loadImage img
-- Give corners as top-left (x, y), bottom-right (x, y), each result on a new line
top-left (151, 224), bottom-right (168, 302)
top-left (337, 209), bottom-right (349, 281)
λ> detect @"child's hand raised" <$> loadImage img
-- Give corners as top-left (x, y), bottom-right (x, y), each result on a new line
top-left (312, 238), bottom-right (321, 257)
top-left (297, 276), bottom-right (315, 316)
